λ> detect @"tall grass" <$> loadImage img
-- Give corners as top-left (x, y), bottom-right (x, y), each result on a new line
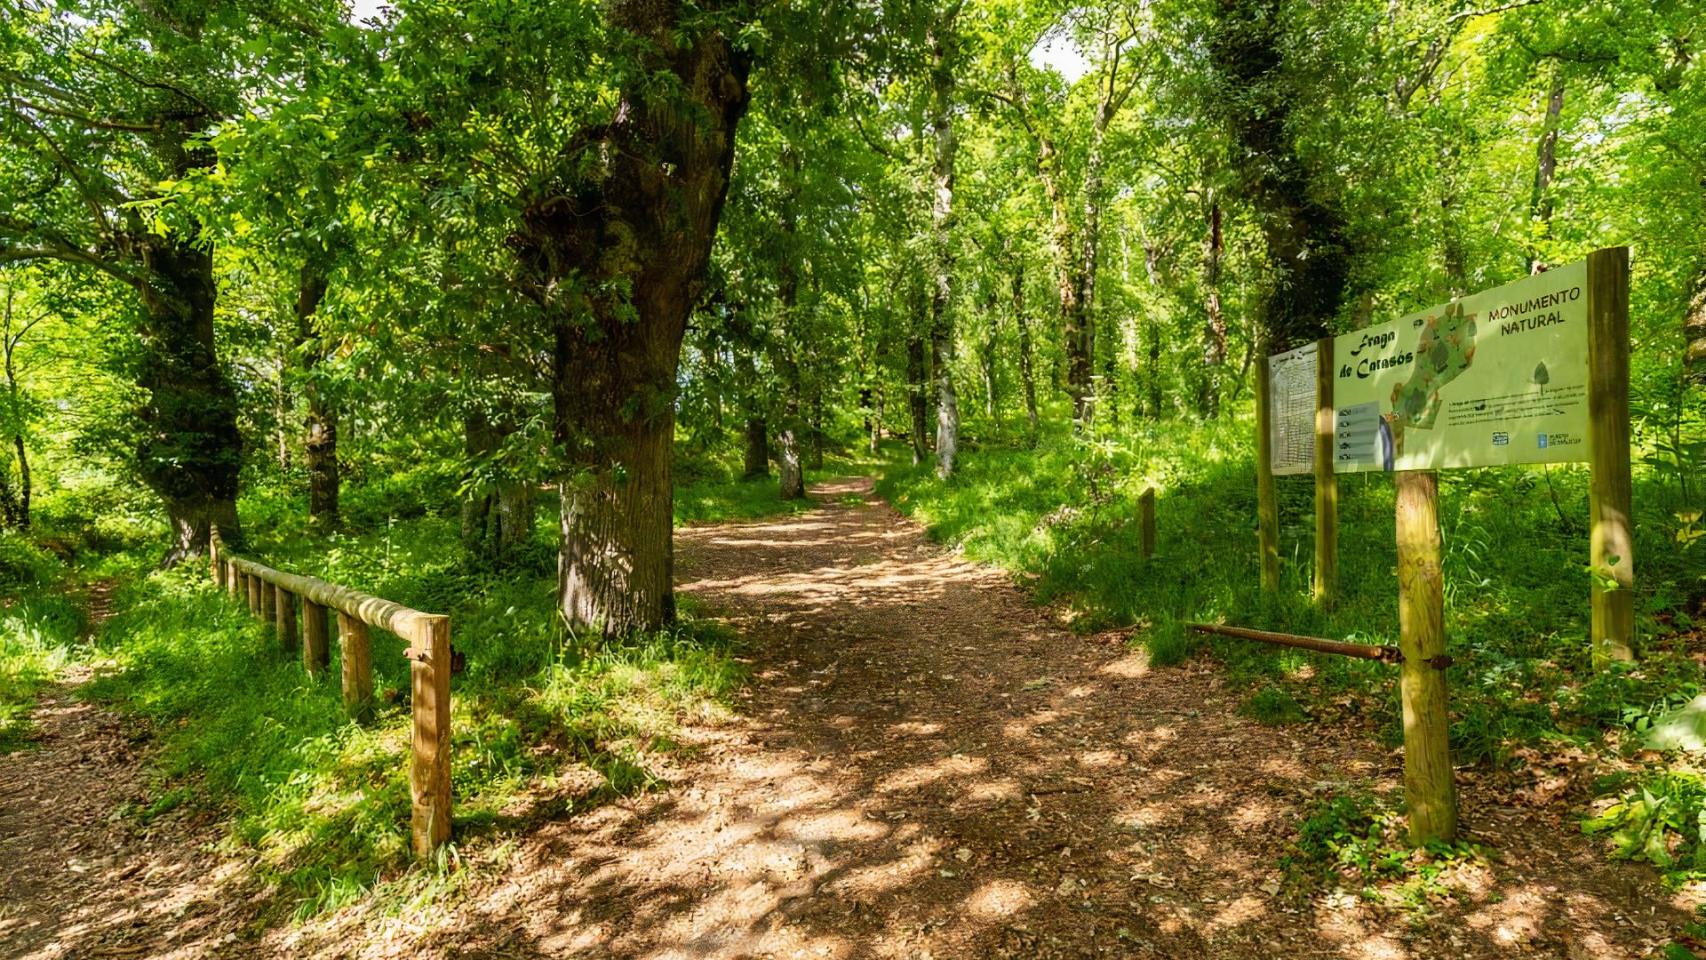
top-left (879, 409), bottom-right (1706, 764)
top-left (85, 508), bottom-right (746, 917)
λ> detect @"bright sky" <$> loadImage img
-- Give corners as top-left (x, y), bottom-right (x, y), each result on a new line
top-left (346, 0), bottom-right (388, 25)
top-left (1029, 28), bottom-right (1091, 83)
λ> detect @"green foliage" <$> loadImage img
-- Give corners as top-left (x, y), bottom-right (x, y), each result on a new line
top-left (0, 529), bottom-right (58, 589)
top-left (0, 590), bottom-right (81, 750)
top-left (1583, 773), bottom-right (1706, 874)
top-left (1284, 790), bottom-right (1488, 905)
top-left (880, 406), bottom-right (1706, 772)
top-left (1243, 684), bottom-right (1308, 726)
top-left (86, 511), bottom-right (746, 918)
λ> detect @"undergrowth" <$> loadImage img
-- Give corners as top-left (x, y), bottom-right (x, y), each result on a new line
top-left (879, 404), bottom-right (1706, 883)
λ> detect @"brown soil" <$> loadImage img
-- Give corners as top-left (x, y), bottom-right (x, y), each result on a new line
top-left (2, 481), bottom-right (1694, 958)
top-left (1, 580), bottom-right (247, 960)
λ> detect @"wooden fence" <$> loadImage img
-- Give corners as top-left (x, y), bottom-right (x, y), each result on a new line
top-left (208, 529), bottom-right (452, 857)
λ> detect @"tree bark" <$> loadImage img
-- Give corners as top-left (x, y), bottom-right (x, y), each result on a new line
top-left (928, 8), bottom-right (960, 480)
top-left (135, 230), bottom-right (244, 565)
top-left (1209, 0), bottom-right (1350, 349)
top-left (460, 407), bottom-right (536, 565)
top-left (743, 415), bottom-right (769, 478)
top-left (293, 261), bottom-right (339, 528)
top-left (1198, 197), bottom-right (1227, 417)
top-left (1527, 64), bottom-right (1565, 275)
top-left (907, 332), bottom-right (929, 466)
top-left (774, 144), bottom-right (807, 499)
top-left (512, 1), bottom-right (750, 635)
top-left (1010, 261), bottom-right (1040, 446)
top-left (777, 424), bottom-right (804, 499)
top-left (0, 290), bottom-right (29, 530)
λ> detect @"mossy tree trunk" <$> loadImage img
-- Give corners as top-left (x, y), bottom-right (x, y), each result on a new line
top-left (1209, 0), bottom-right (1350, 349)
top-left (293, 260), bottom-right (339, 529)
top-left (511, 0), bottom-right (750, 636)
top-left (135, 228), bottom-right (245, 565)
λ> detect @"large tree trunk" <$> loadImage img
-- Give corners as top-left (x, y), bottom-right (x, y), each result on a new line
top-left (1198, 198), bottom-right (1227, 417)
top-left (134, 232), bottom-right (244, 565)
top-left (743, 415), bottom-right (769, 478)
top-left (514, 2), bottom-right (750, 636)
top-left (461, 408), bottom-right (536, 565)
top-left (0, 448), bottom-right (18, 530)
top-left (294, 261), bottom-right (340, 528)
top-left (932, 324), bottom-right (959, 478)
top-left (777, 423), bottom-right (804, 499)
top-left (928, 10), bottom-right (960, 480)
top-left (1210, 0), bottom-right (1350, 349)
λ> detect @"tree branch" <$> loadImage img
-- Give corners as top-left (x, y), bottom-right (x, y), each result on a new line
top-left (0, 240), bottom-right (140, 290)
top-left (9, 96), bottom-right (161, 133)
top-left (1446, 0), bottom-right (1547, 25)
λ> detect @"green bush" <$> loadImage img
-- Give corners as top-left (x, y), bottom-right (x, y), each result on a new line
top-left (0, 530), bottom-right (59, 589)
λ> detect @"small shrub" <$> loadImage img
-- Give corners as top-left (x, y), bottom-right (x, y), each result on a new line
top-left (1243, 684), bottom-right (1308, 726)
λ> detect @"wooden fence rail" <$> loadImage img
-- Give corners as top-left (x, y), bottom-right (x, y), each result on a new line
top-left (208, 529), bottom-right (452, 857)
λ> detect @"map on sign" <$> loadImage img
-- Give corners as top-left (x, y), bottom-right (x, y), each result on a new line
top-left (1268, 342), bottom-right (1317, 476)
top-left (1267, 258), bottom-right (1592, 474)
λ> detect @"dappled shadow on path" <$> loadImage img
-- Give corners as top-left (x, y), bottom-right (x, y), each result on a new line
top-left (401, 475), bottom-right (1683, 960)
top-left (0, 676), bottom-right (257, 960)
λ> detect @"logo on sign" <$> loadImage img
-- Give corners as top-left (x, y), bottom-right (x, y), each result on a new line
top-left (1537, 434), bottom-right (1549, 449)
top-left (1492, 432), bottom-right (1509, 446)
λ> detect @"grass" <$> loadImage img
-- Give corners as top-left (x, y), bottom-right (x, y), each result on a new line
top-left (0, 440), bottom-right (854, 918)
top-left (0, 530), bottom-right (85, 750)
top-left (83, 507), bottom-right (749, 918)
top-left (879, 402), bottom-right (1706, 882)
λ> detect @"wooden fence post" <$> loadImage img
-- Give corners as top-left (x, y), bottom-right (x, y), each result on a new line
top-left (275, 586), bottom-right (298, 652)
top-left (246, 573), bottom-right (260, 614)
top-left (259, 578), bottom-right (276, 630)
top-left (209, 534), bottom-right (222, 589)
top-left (339, 611), bottom-right (373, 721)
top-left (226, 562), bottom-right (239, 599)
top-left (409, 615), bottom-right (453, 856)
top-left (1587, 246), bottom-right (1635, 667)
top-left (1396, 470), bottom-right (1456, 844)
top-left (1255, 355), bottom-right (1280, 593)
top-left (1313, 336), bottom-right (1338, 608)
top-left (302, 598), bottom-right (330, 675)
top-left (1138, 488), bottom-right (1156, 559)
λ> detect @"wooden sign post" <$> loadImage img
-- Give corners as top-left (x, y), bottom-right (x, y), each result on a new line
top-left (1396, 470), bottom-right (1456, 843)
top-left (1586, 246), bottom-right (1635, 666)
top-left (1313, 336), bottom-right (1338, 608)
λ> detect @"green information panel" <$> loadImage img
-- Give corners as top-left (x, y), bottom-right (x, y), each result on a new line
top-left (1330, 259), bottom-right (1590, 473)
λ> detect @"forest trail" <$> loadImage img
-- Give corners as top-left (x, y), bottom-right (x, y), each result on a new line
top-left (0, 579), bottom-right (237, 960)
top-left (428, 477), bottom-right (1685, 960)
top-left (0, 488), bottom-right (1689, 960)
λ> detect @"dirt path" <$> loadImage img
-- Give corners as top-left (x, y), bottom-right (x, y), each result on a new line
top-left (3, 483), bottom-right (1690, 959)
top-left (0, 580), bottom-right (244, 960)
top-left (433, 477), bottom-right (1685, 959)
